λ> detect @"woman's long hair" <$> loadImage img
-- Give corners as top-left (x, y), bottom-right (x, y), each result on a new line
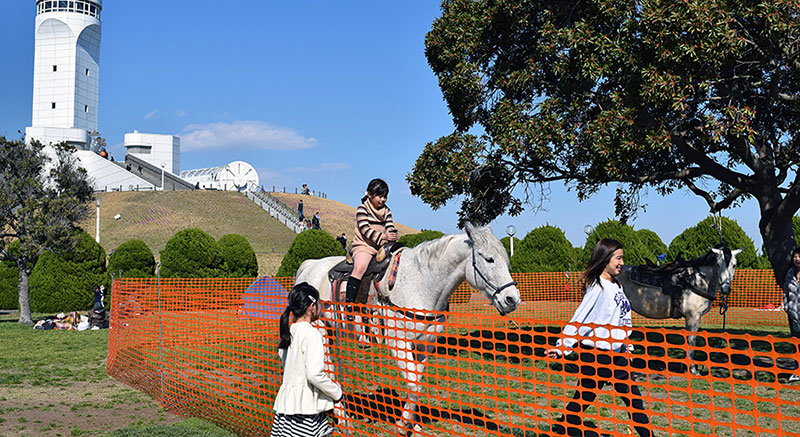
top-left (361, 178), bottom-right (389, 203)
top-left (790, 248), bottom-right (800, 272)
top-left (278, 282), bottom-right (320, 349)
top-left (580, 238), bottom-right (623, 293)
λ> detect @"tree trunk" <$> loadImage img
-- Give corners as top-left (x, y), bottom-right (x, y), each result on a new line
top-left (759, 199), bottom-right (796, 286)
top-left (17, 266), bottom-right (32, 325)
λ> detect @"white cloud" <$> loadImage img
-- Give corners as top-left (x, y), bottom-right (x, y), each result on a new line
top-left (286, 163), bottom-right (351, 174)
top-left (175, 109), bottom-right (187, 117)
top-left (144, 109), bottom-right (159, 119)
top-left (181, 120), bottom-right (318, 152)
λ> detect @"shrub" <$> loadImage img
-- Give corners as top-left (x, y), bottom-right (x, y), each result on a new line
top-left (277, 229), bottom-right (345, 277)
top-left (666, 216), bottom-right (758, 268)
top-left (29, 230), bottom-right (110, 313)
top-left (219, 234), bottom-right (258, 278)
top-left (108, 239), bottom-right (156, 278)
top-left (398, 229), bottom-right (445, 248)
top-left (160, 228), bottom-right (225, 278)
top-left (499, 236), bottom-right (521, 258)
top-left (636, 229), bottom-right (667, 263)
top-left (794, 216), bottom-right (800, 247)
top-left (511, 225), bottom-right (577, 272)
top-left (0, 258), bottom-right (18, 310)
top-left (582, 220), bottom-right (649, 265)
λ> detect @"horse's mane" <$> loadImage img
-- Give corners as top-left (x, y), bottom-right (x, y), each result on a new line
top-left (406, 234), bottom-right (463, 270)
top-left (660, 243), bottom-right (731, 271)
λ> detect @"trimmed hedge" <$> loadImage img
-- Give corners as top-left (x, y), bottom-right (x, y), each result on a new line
top-left (0, 259), bottom-right (18, 310)
top-left (29, 230), bottom-right (110, 313)
top-left (160, 228), bottom-right (225, 278)
top-left (277, 229), bottom-right (345, 277)
top-left (794, 216), bottom-right (800, 247)
top-left (511, 225), bottom-right (577, 272)
top-left (108, 239), bottom-right (156, 278)
top-left (582, 220), bottom-right (649, 265)
top-left (636, 229), bottom-right (667, 262)
top-left (398, 230), bottom-right (445, 248)
top-left (666, 216), bottom-right (758, 268)
top-left (500, 236), bottom-right (521, 259)
top-left (219, 234), bottom-right (258, 278)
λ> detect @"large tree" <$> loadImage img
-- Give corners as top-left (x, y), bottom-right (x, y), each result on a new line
top-left (0, 137), bottom-right (93, 324)
top-left (409, 0), bottom-right (800, 283)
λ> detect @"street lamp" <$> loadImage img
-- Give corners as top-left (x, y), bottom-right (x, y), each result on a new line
top-left (584, 224), bottom-right (594, 237)
top-left (95, 198), bottom-right (101, 243)
top-left (160, 162), bottom-right (165, 191)
top-left (505, 225), bottom-right (517, 258)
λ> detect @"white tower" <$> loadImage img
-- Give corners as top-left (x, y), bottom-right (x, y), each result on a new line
top-left (26, 0), bottom-right (102, 149)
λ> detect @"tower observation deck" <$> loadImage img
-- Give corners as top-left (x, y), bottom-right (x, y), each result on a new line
top-left (27, 0), bottom-right (103, 149)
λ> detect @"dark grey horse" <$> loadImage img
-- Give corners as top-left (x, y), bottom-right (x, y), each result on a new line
top-left (618, 245), bottom-right (742, 349)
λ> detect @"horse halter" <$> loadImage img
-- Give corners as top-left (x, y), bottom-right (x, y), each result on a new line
top-left (471, 244), bottom-right (517, 315)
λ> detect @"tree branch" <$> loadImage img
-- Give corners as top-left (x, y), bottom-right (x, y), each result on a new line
top-left (618, 167), bottom-right (705, 184)
top-left (671, 132), bottom-right (752, 190)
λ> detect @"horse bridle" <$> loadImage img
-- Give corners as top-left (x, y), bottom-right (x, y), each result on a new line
top-left (471, 244), bottom-right (517, 315)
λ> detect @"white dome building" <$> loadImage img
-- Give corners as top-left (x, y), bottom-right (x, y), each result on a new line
top-left (181, 161), bottom-right (259, 192)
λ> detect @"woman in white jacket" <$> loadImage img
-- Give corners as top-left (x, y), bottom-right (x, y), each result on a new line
top-left (270, 282), bottom-right (343, 437)
top-left (547, 239), bottom-right (650, 437)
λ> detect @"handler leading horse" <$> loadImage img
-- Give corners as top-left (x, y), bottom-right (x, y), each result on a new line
top-left (295, 223), bottom-right (521, 433)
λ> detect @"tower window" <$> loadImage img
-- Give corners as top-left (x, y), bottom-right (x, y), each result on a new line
top-left (85, 68), bottom-right (90, 76)
top-left (84, 105), bottom-right (89, 112)
top-left (53, 65), bottom-right (57, 72)
top-left (51, 102), bottom-right (56, 109)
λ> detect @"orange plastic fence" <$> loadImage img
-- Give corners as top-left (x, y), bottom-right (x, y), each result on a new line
top-left (108, 272), bottom-right (799, 437)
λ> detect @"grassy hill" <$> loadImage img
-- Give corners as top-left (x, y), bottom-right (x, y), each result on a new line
top-left (270, 192), bottom-right (418, 241)
top-left (79, 191), bottom-right (295, 276)
top-left (79, 191), bottom-right (418, 276)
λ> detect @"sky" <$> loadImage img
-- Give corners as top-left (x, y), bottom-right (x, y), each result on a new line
top-left (0, 1), bottom-right (764, 250)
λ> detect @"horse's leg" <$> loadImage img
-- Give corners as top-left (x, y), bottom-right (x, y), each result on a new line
top-left (391, 319), bottom-right (426, 436)
top-left (683, 295), bottom-right (711, 376)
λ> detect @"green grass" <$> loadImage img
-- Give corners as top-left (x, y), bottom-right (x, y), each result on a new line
top-left (0, 311), bottom-right (235, 436)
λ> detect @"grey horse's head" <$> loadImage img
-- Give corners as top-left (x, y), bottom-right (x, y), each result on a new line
top-left (464, 223), bottom-right (522, 315)
top-left (711, 245), bottom-right (743, 295)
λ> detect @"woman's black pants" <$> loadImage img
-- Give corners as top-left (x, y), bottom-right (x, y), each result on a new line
top-left (555, 350), bottom-right (650, 437)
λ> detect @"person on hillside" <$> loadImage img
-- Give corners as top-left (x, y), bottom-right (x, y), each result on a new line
top-left (270, 282), bottom-right (343, 437)
top-left (312, 212), bottom-right (321, 230)
top-left (345, 178), bottom-right (397, 305)
top-left (298, 199), bottom-right (305, 224)
top-left (336, 233), bottom-right (347, 251)
top-left (783, 248), bottom-right (800, 382)
top-left (547, 238), bottom-right (650, 437)
top-left (301, 184), bottom-right (310, 195)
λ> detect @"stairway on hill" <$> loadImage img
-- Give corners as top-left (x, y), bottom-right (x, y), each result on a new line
top-left (247, 189), bottom-right (304, 233)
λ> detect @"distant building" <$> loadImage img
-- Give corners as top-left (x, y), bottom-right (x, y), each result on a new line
top-left (181, 161), bottom-right (260, 192)
top-left (124, 131), bottom-right (180, 174)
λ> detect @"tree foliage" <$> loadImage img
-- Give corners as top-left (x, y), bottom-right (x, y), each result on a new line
top-left (0, 257), bottom-right (17, 310)
top-left (160, 228), bottom-right (225, 278)
top-left (29, 230), bottom-right (110, 313)
top-left (499, 236), bottom-right (521, 258)
top-left (397, 229), bottom-right (445, 248)
top-left (411, 0), bottom-right (800, 282)
top-left (636, 229), bottom-right (668, 262)
top-left (108, 239), bottom-right (156, 278)
top-left (511, 225), bottom-right (577, 272)
top-left (277, 230), bottom-right (345, 277)
top-left (667, 216), bottom-right (758, 267)
top-left (583, 220), bottom-right (649, 265)
top-left (0, 137), bottom-right (93, 323)
top-left (218, 234), bottom-right (259, 278)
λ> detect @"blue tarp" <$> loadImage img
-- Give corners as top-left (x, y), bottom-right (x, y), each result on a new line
top-left (241, 276), bottom-right (287, 319)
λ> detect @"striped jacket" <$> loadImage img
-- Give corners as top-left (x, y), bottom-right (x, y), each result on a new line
top-left (351, 200), bottom-right (395, 255)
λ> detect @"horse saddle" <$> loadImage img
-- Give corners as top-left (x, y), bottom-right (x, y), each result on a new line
top-left (628, 258), bottom-right (692, 319)
top-left (328, 242), bottom-right (404, 304)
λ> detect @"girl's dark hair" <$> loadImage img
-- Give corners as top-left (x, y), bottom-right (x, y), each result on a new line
top-left (580, 238), bottom-right (623, 293)
top-left (279, 282), bottom-right (320, 349)
top-left (361, 178), bottom-right (389, 203)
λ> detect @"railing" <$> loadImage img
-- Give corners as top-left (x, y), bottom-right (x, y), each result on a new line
top-left (246, 188), bottom-right (304, 233)
top-left (108, 272), bottom-right (797, 437)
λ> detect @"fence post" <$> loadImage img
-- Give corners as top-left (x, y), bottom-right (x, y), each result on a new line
top-left (156, 259), bottom-right (163, 402)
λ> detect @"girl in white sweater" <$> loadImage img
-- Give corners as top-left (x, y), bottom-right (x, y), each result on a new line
top-left (547, 239), bottom-right (650, 437)
top-left (270, 282), bottom-right (343, 437)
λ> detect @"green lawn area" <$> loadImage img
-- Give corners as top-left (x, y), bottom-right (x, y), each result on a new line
top-left (0, 311), bottom-right (234, 437)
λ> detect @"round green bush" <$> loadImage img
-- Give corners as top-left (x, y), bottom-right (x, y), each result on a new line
top-left (277, 229), bottom-right (345, 277)
top-left (511, 225), bottom-right (578, 272)
top-left (219, 234), bottom-right (258, 278)
top-left (499, 236), bottom-right (521, 258)
top-left (29, 230), bottom-right (110, 313)
top-left (793, 216), bottom-right (800, 247)
top-left (636, 229), bottom-right (667, 263)
top-left (108, 239), bottom-right (156, 278)
top-left (398, 230), bottom-right (445, 248)
top-left (160, 228), bottom-right (225, 278)
top-left (666, 216), bottom-right (758, 268)
top-left (582, 220), bottom-right (649, 265)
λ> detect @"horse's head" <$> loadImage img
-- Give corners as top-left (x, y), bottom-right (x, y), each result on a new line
top-left (463, 223), bottom-right (521, 315)
top-left (710, 245), bottom-right (743, 295)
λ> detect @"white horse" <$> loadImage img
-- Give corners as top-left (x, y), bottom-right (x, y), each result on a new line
top-left (295, 223), bottom-right (521, 433)
top-left (618, 245), bottom-right (741, 371)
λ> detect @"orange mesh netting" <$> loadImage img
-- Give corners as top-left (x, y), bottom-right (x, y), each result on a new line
top-left (108, 271), bottom-right (799, 436)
